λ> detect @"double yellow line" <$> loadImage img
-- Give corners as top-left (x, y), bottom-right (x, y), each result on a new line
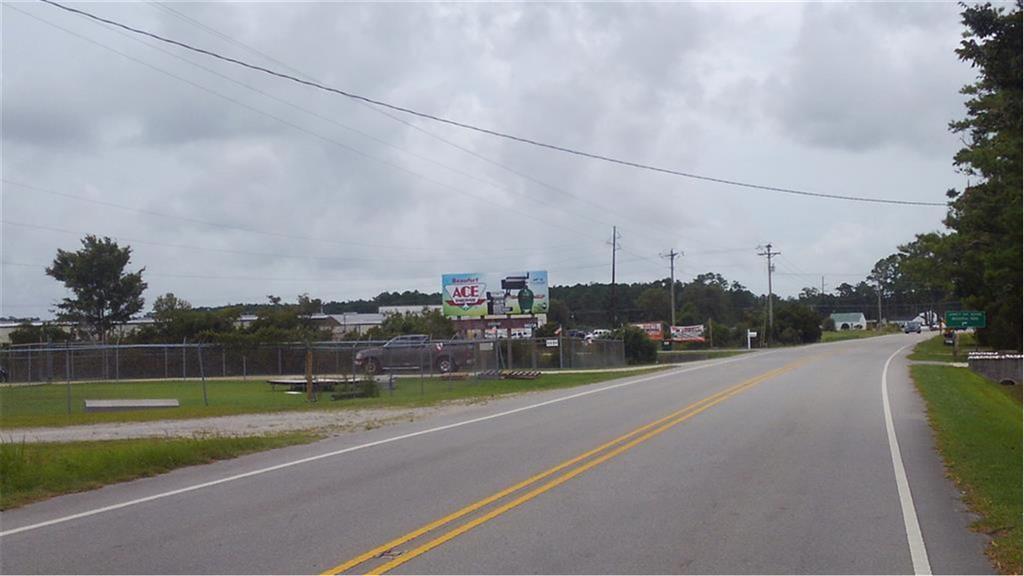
top-left (324, 358), bottom-right (810, 575)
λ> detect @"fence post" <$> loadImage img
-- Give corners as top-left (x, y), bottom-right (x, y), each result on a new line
top-left (27, 348), bottom-right (32, 383)
top-left (198, 344), bottom-right (209, 406)
top-left (278, 348), bottom-right (283, 375)
top-left (65, 343), bottom-right (72, 415)
top-left (70, 345), bottom-right (75, 381)
top-left (46, 338), bottom-right (53, 383)
top-left (531, 339), bottom-right (537, 370)
top-left (558, 337), bottom-right (564, 370)
top-left (242, 355), bottom-right (247, 381)
top-left (507, 337), bottom-right (513, 370)
top-left (182, 338), bottom-right (187, 380)
top-left (419, 345), bottom-right (425, 396)
top-left (222, 348), bottom-right (226, 377)
top-left (115, 344), bottom-right (120, 381)
top-left (164, 346), bottom-right (169, 379)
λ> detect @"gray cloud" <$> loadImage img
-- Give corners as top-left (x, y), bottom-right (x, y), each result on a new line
top-left (2, 2), bottom-right (971, 319)
top-left (766, 3), bottom-right (971, 154)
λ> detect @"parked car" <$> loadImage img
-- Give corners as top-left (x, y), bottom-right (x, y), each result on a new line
top-left (354, 335), bottom-right (475, 374)
top-left (565, 329), bottom-right (588, 340)
top-left (586, 329), bottom-right (612, 342)
top-left (904, 321), bottom-right (922, 334)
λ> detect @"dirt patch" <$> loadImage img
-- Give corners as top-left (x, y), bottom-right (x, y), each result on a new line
top-left (0, 402), bottom-right (487, 443)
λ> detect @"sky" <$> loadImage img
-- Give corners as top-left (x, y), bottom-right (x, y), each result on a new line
top-left (1, 2), bottom-right (975, 320)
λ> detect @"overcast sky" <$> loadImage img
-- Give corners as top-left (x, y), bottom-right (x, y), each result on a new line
top-left (2, 2), bottom-right (973, 319)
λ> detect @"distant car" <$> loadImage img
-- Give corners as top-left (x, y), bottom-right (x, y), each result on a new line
top-left (943, 330), bottom-right (956, 345)
top-left (586, 329), bottom-right (612, 342)
top-left (904, 321), bottom-right (922, 334)
top-left (565, 329), bottom-right (587, 340)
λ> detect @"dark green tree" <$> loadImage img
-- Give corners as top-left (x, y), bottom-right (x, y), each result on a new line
top-left (945, 1), bottom-right (1023, 349)
top-left (636, 287), bottom-right (670, 322)
top-left (614, 325), bottom-right (657, 365)
top-left (45, 236), bottom-right (147, 342)
top-left (365, 309), bottom-right (456, 340)
top-left (8, 322), bottom-right (71, 345)
top-left (545, 298), bottom-right (572, 328)
top-left (772, 301), bottom-right (823, 345)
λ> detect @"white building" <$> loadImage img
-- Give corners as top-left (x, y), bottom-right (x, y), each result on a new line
top-left (830, 312), bottom-right (867, 331)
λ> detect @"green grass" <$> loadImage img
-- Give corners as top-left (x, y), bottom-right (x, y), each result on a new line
top-left (908, 333), bottom-right (983, 362)
top-left (0, 432), bottom-right (319, 510)
top-left (657, 349), bottom-right (749, 363)
top-left (820, 328), bottom-right (899, 343)
top-left (0, 369), bottom-right (661, 429)
top-left (910, 365), bottom-right (1022, 574)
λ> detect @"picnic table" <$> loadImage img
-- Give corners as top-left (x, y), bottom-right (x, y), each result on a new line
top-left (266, 377), bottom-right (354, 392)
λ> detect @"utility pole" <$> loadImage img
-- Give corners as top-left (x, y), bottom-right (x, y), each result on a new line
top-left (757, 243), bottom-right (781, 345)
top-left (660, 249), bottom-right (681, 326)
top-left (877, 288), bottom-right (883, 331)
top-left (608, 226), bottom-right (622, 326)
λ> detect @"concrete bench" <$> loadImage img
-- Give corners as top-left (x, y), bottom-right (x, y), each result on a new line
top-left (84, 399), bottom-right (180, 412)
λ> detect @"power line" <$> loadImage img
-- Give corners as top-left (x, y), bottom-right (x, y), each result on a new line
top-left (2, 180), bottom-right (587, 255)
top-left (5, 6), bottom-right (615, 250)
top-left (2, 220), bottom-right (599, 267)
top-left (3, 254), bottom-right (654, 285)
top-left (40, 0), bottom-right (948, 208)
top-left (146, 1), bottom-right (688, 249)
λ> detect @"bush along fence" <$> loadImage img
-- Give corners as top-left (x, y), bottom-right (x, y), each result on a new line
top-left (0, 338), bottom-right (626, 385)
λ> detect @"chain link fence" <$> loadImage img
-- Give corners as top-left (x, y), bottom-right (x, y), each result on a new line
top-left (0, 338), bottom-right (625, 384)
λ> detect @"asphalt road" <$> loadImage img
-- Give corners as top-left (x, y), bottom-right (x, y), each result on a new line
top-left (0, 334), bottom-right (992, 574)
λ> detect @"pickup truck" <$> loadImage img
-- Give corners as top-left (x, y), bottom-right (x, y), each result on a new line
top-left (353, 335), bottom-right (475, 374)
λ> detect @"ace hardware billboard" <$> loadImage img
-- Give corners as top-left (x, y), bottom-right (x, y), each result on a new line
top-left (442, 271), bottom-right (549, 317)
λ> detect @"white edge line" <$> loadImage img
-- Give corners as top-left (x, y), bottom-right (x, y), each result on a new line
top-left (0, 352), bottom-right (767, 537)
top-left (882, 343), bottom-right (932, 575)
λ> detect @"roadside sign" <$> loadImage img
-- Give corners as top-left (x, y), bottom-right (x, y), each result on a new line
top-left (545, 339), bottom-right (559, 348)
top-left (945, 310), bottom-right (986, 329)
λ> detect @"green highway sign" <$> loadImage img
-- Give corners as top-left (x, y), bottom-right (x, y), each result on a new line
top-left (945, 310), bottom-right (986, 329)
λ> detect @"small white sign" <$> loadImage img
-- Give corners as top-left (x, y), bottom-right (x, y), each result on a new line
top-left (479, 342), bottom-right (494, 351)
top-left (748, 331), bottom-right (758, 337)
top-left (546, 339), bottom-right (559, 348)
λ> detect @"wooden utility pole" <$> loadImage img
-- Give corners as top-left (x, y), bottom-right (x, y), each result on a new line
top-left (661, 249), bottom-right (681, 327)
top-left (609, 226), bottom-right (622, 326)
top-left (757, 243), bottom-right (782, 345)
top-left (305, 347), bottom-right (314, 402)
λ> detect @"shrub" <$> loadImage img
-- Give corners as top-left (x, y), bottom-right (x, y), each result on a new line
top-left (359, 379), bottom-right (380, 398)
top-left (615, 325), bottom-right (657, 365)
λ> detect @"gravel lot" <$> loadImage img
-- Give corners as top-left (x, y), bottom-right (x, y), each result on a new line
top-left (0, 402), bottom-right (486, 444)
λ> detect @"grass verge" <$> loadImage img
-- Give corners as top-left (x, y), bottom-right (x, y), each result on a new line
top-left (0, 432), bottom-right (320, 510)
top-left (909, 333), bottom-right (983, 362)
top-left (821, 328), bottom-right (900, 343)
top-left (910, 365), bottom-right (1022, 574)
top-left (0, 369), bottom-right (663, 429)
top-left (657, 349), bottom-right (749, 363)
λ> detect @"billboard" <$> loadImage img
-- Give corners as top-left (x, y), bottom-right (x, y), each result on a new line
top-left (442, 271), bottom-right (548, 317)
top-left (671, 324), bottom-right (706, 342)
top-left (631, 322), bottom-right (664, 341)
